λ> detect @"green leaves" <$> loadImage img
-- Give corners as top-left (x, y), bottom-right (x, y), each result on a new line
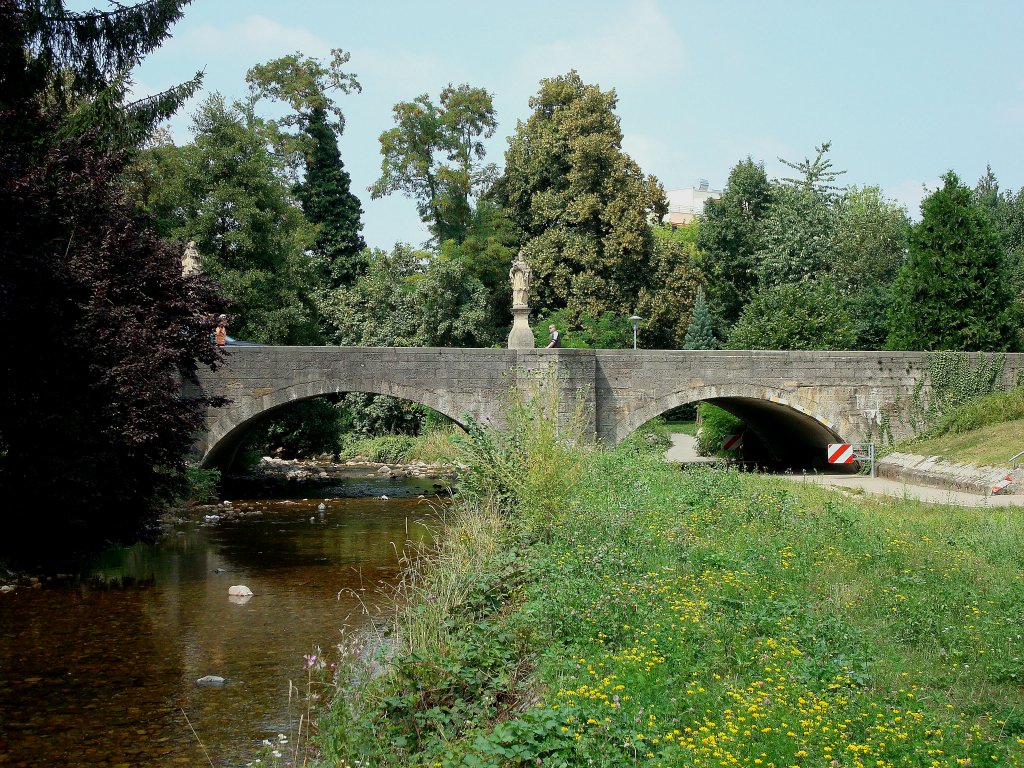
top-left (140, 93), bottom-right (323, 345)
top-left (696, 157), bottom-right (772, 330)
top-left (319, 244), bottom-right (499, 349)
top-left (498, 70), bottom-right (666, 327)
top-left (245, 48), bottom-right (361, 136)
top-left (725, 279), bottom-right (856, 351)
top-left (886, 172), bottom-right (1020, 352)
top-left (245, 52), bottom-right (366, 288)
top-left (370, 84), bottom-right (497, 244)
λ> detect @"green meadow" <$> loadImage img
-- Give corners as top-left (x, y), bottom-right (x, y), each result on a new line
top-left (295, 394), bottom-right (1024, 768)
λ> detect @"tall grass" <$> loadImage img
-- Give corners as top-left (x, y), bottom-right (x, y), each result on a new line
top-left (455, 366), bottom-right (591, 534)
top-left (920, 386), bottom-right (1024, 437)
top-left (308, 369), bottom-right (591, 764)
top-left (403, 424), bottom-right (465, 465)
top-left (304, 376), bottom-right (1024, 768)
top-left (338, 425), bottom-right (464, 465)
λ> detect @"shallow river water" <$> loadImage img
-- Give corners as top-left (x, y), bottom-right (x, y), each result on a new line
top-left (0, 468), bottom-right (441, 767)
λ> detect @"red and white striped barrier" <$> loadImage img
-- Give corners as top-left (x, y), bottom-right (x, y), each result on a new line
top-left (992, 475), bottom-right (1013, 494)
top-left (827, 443), bottom-right (855, 464)
top-left (722, 434), bottom-right (743, 452)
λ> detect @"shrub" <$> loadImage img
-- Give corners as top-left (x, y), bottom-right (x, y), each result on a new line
top-left (403, 426), bottom-right (464, 465)
top-left (695, 402), bottom-right (744, 456)
top-left (618, 418), bottom-right (672, 455)
top-left (726, 279), bottom-right (856, 350)
top-left (183, 465), bottom-right (220, 504)
top-left (456, 367), bottom-right (590, 535)
top-left (338, 434), bottom-right (416, 464)
top-left (923, 386), bottom-right (1024, 438)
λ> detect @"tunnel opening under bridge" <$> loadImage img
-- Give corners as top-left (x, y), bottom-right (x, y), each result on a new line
top-left (200, 391), bottom-right (465, 472)
top-left (643, 396), bottom-right (855, 473)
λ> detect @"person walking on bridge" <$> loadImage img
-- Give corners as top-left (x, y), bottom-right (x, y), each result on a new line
top-left (546, 324), bottom-right (562, 348)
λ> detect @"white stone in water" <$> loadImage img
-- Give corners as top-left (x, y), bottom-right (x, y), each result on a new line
top-left (380, 495), bottom-right (389, 500)
top-left (228, 585), bottom-right (253, 597)
top-left (196, 675), bottom-right (225, 687)
top-left (0, 585), bottom-right (15, 594)
top-left (317, 502), bottom-right (326, 511)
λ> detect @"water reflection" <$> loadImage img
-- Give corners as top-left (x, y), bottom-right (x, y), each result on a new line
top-left (0, 471), bottom-right (439, 767)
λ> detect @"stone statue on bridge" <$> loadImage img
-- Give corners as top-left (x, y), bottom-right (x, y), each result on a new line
top-left (510, 251), bottom-right (531, 309)
top-left (181, 241), bottom-right (201, 277)
top-left (507, 250), bottom-right (535, 349)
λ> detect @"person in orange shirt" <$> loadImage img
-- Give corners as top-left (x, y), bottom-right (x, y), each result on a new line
top-left (215, 314), bottom-right (228, 346)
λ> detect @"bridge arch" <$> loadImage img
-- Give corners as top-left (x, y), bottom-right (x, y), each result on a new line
top-left (620, 383), bottom-right (846, 469)
top-left (199, 379), bottom-right (468, 468)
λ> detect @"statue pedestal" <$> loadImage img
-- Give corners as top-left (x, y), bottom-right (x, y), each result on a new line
top-left (507, 306), bottom-right (535, 349)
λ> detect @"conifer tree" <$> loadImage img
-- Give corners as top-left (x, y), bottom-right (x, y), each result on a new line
top-left (298, 105), bottom-right (367, 285)
top-left (246, 50), bottom-right (366, 288)
top-left (886, 172), bottom-right (1020, 352)
top-left (683, 286), bottom-right (717, 350)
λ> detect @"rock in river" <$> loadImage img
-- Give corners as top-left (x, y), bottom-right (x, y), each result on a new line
top-left (196, 675), bottom-right (225, 687)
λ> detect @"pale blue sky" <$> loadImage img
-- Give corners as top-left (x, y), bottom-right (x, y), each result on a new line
top-left (120, 0), bottom-right (1024, 249)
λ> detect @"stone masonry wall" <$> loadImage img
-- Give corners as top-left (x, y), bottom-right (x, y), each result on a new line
top-left (189, 347), bottom-right (1024, 463)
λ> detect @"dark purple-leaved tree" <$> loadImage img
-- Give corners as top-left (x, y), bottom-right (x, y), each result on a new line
top-left (0, 0), bottom-right (225, 565)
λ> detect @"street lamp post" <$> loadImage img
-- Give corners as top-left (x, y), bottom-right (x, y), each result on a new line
top-left (629, 315), bottom-right (643, 350)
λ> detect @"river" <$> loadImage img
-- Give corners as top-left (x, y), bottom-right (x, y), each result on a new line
top-left (0, 466), bottom-right (444, 767)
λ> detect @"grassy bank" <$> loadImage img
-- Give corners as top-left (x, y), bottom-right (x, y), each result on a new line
top-left (903, 418), bottom-right (1024, 466)
top-left (898, 388), bottom-right (1024, 466)
top-left (304, 421), bottom-right (1024, 767)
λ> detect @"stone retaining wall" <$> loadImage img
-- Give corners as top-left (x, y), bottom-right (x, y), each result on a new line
top-left (878, 452), bottom-right (1022, 495)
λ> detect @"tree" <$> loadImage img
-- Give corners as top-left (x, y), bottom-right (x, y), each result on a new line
top-left (778, 141), bottom-right (846, 196)
top-left (0, 0), bottom-right (225, 563)
top-left (753, 183), bottom-right (836, 289)
top-left (830, 186), bottom-right (909, 349)
top-left (140, 94), bottom-right (323, 345)
top-left (696, 158), bottom-right (772, 332)
top-left (726, 280), bottom-right (855, 350)
top-left (683, 286), bottom-right (716, 350)
top-left (751, 145), bottom-right (843, 290)
top-left (974, 166), bottom-right (1024, 326)
top-left (532, 308), bottom-right (633, 349)
top-left (497, 71), bottom-right (666, 321)
top-left (637, 223), bottom-right (703, 348)
top-left (246, 50), bottom-right (366, 286)
top-left (886, 172), bottom-right (1020, 351)
top-left (830, 186), bottom-right (909, 289)
top-left (370, 84), bottom-right (498, 244)
top-left (317, 244), bottom-right (497, 437)
top-left (320, 244), bottom-right (498, 349)
top-left (438, 199), bottom-right (519, 342)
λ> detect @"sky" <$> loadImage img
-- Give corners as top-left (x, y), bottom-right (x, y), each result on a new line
top-left (117, 0), bottom-right (1024, 250)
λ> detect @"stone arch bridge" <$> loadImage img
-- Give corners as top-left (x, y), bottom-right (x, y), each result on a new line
top-left (188, 347), bottom-right (1024, 469)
